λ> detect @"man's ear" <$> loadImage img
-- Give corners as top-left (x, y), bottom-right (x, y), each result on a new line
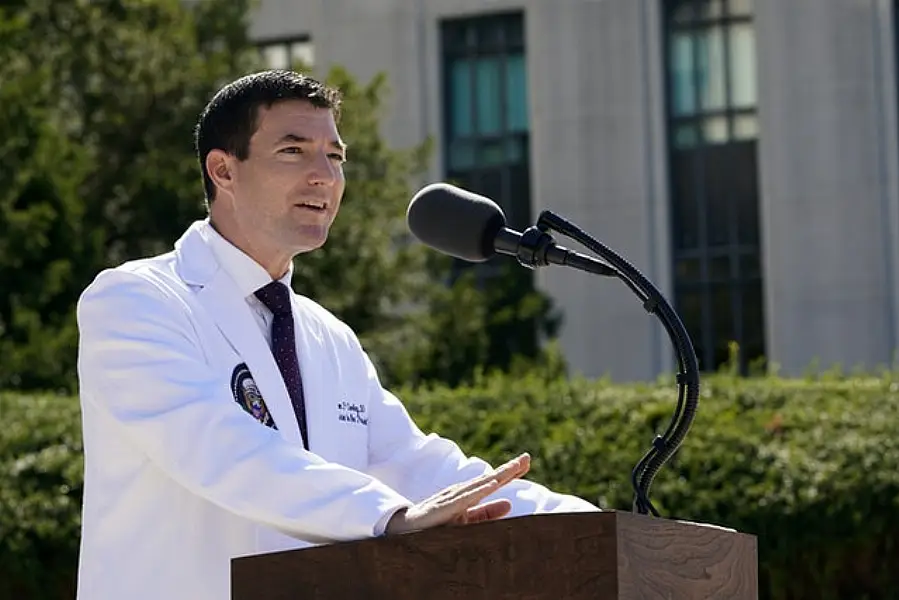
top-left (206, 150), bottom-right (236, 196)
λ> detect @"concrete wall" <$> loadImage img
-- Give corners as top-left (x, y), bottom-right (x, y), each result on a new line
top-left (756, 0), bottom-right (899, 374)
top-left (247, 0), bottom-right (899, 380)
top-left (248, 0), bottom-right (673, 381)
top-left (525, 0), bottom-right (672, 381)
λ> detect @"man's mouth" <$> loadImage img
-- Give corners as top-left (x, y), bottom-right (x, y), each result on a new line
top-left (296, 199), bottom-right (328, 212)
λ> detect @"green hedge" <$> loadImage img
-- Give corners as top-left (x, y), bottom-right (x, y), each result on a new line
top-left (0, 392), bottom-right (82, 600)
top-left (4, 370), bottom-right (899, 599)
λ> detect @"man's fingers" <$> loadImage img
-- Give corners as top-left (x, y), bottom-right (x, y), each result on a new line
top-left (451, 478), bottom-right (504, 509)
top-left (453, 453), bottom-right (531, 496)
top-left (505, 453), bottom-right (531, 480)
top-left (488, 453), bottom-right (531, 488)
top-left (465, 499), bottom-right (512, 523)
top-left (406, 454), bottom-right (534, 531)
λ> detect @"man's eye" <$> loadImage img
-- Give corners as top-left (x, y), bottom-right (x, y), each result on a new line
top-left (281, 147), bottom-right (302, 154)
top-left (328, 153), bottom-right (346, 162)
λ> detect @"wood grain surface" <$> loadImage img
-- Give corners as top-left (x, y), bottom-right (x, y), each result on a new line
top-left (231, 511), bottom-right (757, 599)
top-left (616, 512), bottom-right (757, 599)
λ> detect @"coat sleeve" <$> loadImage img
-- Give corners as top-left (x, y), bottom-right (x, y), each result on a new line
top-left (77, 268), bottom-right (412, 544)
top-left (362, 353), bottom-right (600, 517)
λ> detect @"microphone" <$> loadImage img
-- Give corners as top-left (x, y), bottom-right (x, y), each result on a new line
top-left (406, 183), bottom-right (616, 277)
top-left (406, 182), bottom-right (702, 520)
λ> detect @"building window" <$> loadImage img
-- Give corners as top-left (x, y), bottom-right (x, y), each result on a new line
top-left (440, 12), bottom-right (530, 234)
top-left (664, 0), bottom-right (764, 373)
top-left (258, 36), bottom-right (315, 70)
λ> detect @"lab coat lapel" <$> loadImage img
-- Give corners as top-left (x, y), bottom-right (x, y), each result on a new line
top-left (197, 271), bottom-right (306, 447)
top-left (174, 221), bottom-right (305, 448)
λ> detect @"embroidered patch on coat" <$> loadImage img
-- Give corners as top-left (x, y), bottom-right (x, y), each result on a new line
top-left (230, 363), bottom-right (277, 430)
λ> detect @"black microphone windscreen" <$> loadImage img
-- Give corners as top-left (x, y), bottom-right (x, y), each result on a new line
top-left (406, 183), bottom-right (507, 262)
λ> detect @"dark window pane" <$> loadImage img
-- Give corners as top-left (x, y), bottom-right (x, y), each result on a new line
top-left (671, 151), bottom-right (700, 250)
top-left (448, 139), bottom-right (476, 170)
top-left (506, 15), bottom-right (524, 48)
top-left (695, 27), bottom-right (726, 111)
top-left (446, 170), bottom-right (475, 192)
top-left (709, 255), bottom-right (730, 282)
top-left (441, 22), bottom-right (470, 56)
top-left (702, 145), bottom-right (732, 247)
top-left (670, 1), bottom-right (695, 25)
top-left (448, 60), bottom-right (473, 137)
top-left (676, 288), bottom-right (705, 368)
top-left (699, 0), bottom-right (725, 19)
top-left (508, 163), bottom-right (531, 230)
top-left (477, 140), bottom-right (506, 167)
top-left (673, 124), bottom-right (700, 149)
top-left (731, 142), bottom-right (760, 244)
top-left (476, 18), bottom-right (505, 52)
top-left (728, 22), bottom-right (757, 108)
top-left (741, 281), bottom-right (765, 364)
top-left (505, 136), bottom-right (526, 163)
top-left (669, 31), bottom-right (696, 116)
top-left (505, 54), bottom-right (528, 132)
top-left (676, 257), bottom-right (701, 283)
top-left (704, 143), bottom-right (759, 247)
top-left (728, 0), bottom-right (753, 17)
top-left (475, 57), bottom-right (502, 135)
top-left (739, 252), bottom-right (761, 280)
top-left (711, 283), bottom-right (737, 367)
top-left (475, 169), bottom-right (505, 215)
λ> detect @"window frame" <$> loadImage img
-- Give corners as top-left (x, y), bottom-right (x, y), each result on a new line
top-left (662, 0), bottom-right (765, 373)
top-left (439, 11), bottom-right (532, 234)
top-left (256, 34), bottom-right (315, 71)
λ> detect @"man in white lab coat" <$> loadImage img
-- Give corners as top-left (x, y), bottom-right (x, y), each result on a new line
top-left (75, 70), bottom-right (599, 600)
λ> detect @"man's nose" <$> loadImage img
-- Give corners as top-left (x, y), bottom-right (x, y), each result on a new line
top-left (307, 151), bottom-right (338, 186)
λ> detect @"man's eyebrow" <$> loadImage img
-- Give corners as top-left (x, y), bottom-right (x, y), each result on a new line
top-left (276, 133), bottom-right (347, 152)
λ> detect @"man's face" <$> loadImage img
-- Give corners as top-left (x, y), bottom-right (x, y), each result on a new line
top-left (221, 99), bottom-right (347, 255)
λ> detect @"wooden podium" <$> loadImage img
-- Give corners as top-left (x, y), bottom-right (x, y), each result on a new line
top-left (231, 511), bottom-right (757, 599)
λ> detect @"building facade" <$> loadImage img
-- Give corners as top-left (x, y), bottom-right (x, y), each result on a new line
top-left (248, 0), bottom-right (899, 381)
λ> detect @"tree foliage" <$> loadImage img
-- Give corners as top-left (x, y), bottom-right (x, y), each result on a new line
top-left (0, 0), bottom-right (258, 389)
top-left (0, 0), bottom-right (561, 392)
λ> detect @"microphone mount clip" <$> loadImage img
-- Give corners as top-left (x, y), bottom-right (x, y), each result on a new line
top-left (513, 223), bottom-right (557, 269)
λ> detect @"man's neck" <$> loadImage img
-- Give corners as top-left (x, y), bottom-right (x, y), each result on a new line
top-left (208, 216), bottom-right (292, 281)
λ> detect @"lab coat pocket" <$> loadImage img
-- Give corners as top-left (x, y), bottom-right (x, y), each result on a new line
top-left (328, 398), bottom-right (369, 470)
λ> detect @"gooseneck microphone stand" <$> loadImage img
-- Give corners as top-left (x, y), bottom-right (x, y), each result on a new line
top-left (512, 210), bottom-right (701, 517)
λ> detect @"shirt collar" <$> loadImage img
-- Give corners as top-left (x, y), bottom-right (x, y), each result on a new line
top-left (199, 219), bottom-right (293, 300)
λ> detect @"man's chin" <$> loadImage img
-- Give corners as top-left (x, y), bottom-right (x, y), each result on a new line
top-left (290, 227), bottom-right (329, 254)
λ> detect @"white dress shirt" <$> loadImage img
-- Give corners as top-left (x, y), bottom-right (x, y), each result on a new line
top-left (201, 220), bottom-right (292, 351)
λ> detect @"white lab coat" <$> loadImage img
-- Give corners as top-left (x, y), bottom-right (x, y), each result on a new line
top-left (75, 220), bottom-right (598, 600)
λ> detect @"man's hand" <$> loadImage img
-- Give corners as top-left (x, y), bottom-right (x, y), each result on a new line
top-left (384, 453), bottom-right (531, 535)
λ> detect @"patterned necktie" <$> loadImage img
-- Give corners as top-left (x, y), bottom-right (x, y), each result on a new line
top-left (254, 281), bottom-right (309, 449)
